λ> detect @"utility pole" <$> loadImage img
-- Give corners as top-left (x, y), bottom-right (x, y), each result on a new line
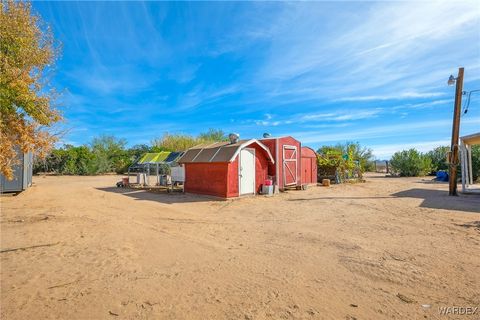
top-left (448, 67), bottom-right (464, 196)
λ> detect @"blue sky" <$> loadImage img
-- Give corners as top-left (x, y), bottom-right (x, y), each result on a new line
top-left (34, 1), bottom-right (480, 159)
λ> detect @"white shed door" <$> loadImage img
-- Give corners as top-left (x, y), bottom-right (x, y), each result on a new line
top-left (239, 148), bottom-right (255, 195)
top-left (283, 145), bottom-right (297, 186)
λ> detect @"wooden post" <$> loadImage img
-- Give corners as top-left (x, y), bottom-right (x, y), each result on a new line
top-left (460, 142), bottom-right (466, 192)
top-left (448, 67), bottom-right (464, 196)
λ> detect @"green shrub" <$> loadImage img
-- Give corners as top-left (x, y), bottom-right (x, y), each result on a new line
top-left (33, 145), bottom-right (95, 175)
top-left (426, 146), bottom-right (450, 174)
top-left (389, 149), bottom-right (432, 177)
top-left (470, 145), bottom-right (480, 182)
top-left (34, 130), bottom-right (228, 176)
top-left (90, 135), bottom-right (129, 174)
top-left (317, 142), bottom-right (373, 180)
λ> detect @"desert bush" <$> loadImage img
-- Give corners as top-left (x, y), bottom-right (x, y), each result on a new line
top-left (63, 146), bottom-right (94, 175)
top-left (389, 149), bottom-right (432, 177)
top-left (317, 145), bottom-right (358, 182)
top-left (421, 145), bottom-right (479, 181)
top-left (317, 142), bottom-right (373, 180)
top-left (426, 146), bottom-right (450, 174)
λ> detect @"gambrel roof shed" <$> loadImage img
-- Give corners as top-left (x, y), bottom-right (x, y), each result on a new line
top-left (178, 139), bottom-right (274, 164)
top-left (178, 139), bottom-right (274, 198)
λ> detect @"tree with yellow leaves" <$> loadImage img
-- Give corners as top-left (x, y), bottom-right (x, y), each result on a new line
top-left (0, 0), bottom-right (61, 179)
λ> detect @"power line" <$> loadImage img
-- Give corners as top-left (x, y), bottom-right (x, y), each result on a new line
top-left (462, 89), bottom-right (480, 115)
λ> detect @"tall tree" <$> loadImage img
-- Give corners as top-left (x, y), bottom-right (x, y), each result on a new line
top-left (0, 0), bottom-right (61, 179)
top-left (90, 136), bottom-right (127, 174)
top-left (152, 129), bottom-right (228, 152)
top-left (198, 128), bottom-right (227, 142)
top-left (152, 133), bottom-right (199, 152)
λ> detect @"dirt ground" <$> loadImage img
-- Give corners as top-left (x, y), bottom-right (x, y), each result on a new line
top-left (1, 174), bottom-right (479, 320)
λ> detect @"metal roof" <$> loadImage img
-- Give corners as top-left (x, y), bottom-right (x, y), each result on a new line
top-left (164, 151), bottom-right (184, 163)
top-left (460, 132), bottom-right (480, 145)
top-left (178, 139), bottom-right (275, 164)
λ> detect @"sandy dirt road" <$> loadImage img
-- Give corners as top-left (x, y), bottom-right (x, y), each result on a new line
top-left (1, 174), bottom-right (479, 319)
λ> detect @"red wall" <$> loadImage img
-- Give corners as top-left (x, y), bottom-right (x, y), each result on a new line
top-left (184, 144), bottom-right (270, 198)
top-left (184, 163), bottom-right (229, 197)
top-left (226, 159), bottom-right (239, 197)
top-left (301, 147), bottom-right (318, 185)
top-left (301, 158), bottom-right (317, 184)
top-left (229, 146), bottom-right (269, 195)
top-left (260, 136), bottom-right (301, 189)
top-left (260, 139), bottom-right (277, 183)
top-left (250, 144), bottom-right (269, 194)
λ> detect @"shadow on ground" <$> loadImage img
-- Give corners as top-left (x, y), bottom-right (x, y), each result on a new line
top-left (289, 188), bottom-right (480, 214)
top-left (96, 187), bottom-right (225, 204)
top-left (454, 220), bottom-right (480, 231)
top-left (414, 179), bottom-right (449, 185)
top-left (392, 188), bottom-right (480, 213)
top-left (289, 196), bottom-right (395, 201)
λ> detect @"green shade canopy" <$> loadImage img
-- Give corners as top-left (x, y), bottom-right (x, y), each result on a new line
top-left (137, 152), bottom-right (171, 164)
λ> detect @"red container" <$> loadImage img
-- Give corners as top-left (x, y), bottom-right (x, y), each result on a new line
top-left (264, 179), bottom-right (273, 186)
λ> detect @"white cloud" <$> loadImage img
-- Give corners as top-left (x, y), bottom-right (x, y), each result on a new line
top-left (251, 108), bottom-right (384, 127)
top-left (336, 92), bottom-right (446, 102)
top-left (253, 1), bottom-right (480, 103)
top-left (391, 99), bottom-right (453, 111)
top-left (300, 109), bottom-right (383, 121)
top-left (371, 139), bottom-right (451, 159)
top-left (177, 85), bottom-right (240, 110)
top-left (289, 116), bottom-right (480, 144)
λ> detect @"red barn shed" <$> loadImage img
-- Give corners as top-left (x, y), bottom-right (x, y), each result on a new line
top-left (178, 139), bottom-right (274, 198)
top-left (260, 136), bottom-right (302, 190)
top-left (301, 147), bottom-right (318, 185)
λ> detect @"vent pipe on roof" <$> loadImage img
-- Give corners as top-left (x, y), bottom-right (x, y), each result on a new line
top-left (263, 133), bottom-right (271, 138)
top-left (228, 133), bottom-right (240, 144)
